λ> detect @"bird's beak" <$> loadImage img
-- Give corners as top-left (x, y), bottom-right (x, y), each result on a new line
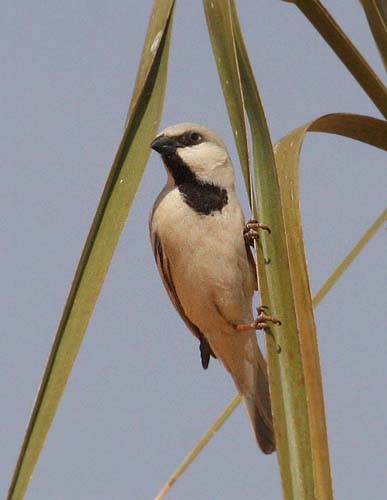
top-left (151, 135), bottom-right (177, 155)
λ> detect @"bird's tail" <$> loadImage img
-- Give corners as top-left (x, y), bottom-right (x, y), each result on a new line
top-left (241, 352), bottom-right (275, 454)
top-left (206, 327), bottom-right (275, 453)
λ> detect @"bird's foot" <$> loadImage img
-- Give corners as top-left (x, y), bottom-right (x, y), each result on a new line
top-left (243, 219), bottom-right (271, 246)
top-left (236, 306), bottom-right (281, 332)
top-left (235, 306), bottom-right (282, 352)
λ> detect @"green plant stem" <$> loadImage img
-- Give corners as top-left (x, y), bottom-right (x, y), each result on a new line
top-left (152, 205), bottom-right (386, 500)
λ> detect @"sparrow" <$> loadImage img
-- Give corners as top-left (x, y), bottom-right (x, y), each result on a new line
top-left (149, 123), bottom-right (275, 454)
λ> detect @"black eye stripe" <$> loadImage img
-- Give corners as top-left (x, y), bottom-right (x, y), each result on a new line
top-left (177, 132), bottom-right (203, 147)
top-left (190, 132), bottom-right (200, 142)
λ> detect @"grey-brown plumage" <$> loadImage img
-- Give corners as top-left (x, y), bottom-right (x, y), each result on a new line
top-left (149, 123), bottom-right (275, 453)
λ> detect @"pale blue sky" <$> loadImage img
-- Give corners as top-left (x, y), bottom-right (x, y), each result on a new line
top-left (1, 1), bottom-right (386, 499)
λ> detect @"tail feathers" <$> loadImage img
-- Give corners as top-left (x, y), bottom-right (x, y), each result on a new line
top-left (243, 394), bottom-right (275, 454)
top-left (242, 356), bottom-right (275, 454)
top-left (205, 327), bottom-right (275, 453)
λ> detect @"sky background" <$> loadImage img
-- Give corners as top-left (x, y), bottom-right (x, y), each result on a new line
top-left (1, 1), bottom-right (386, 499)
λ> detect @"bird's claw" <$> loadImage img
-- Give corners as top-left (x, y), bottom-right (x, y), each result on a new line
top-left (255, 305), bottom-right (282, 328)
top-left (235, 305), bottom-right (282, 353)
top-left (236, 306), bottom-right (281, 332)
top-left (243, 219), bottom-right (271, 245)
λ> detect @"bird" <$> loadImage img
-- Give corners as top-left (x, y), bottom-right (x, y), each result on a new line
top-left (149, 122), bottom-right (275, 454)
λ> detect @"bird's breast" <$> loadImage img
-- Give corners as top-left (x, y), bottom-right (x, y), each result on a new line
top-left (152, 188), bottom-right (243, 255)
top-left (151, 187), bottom-right (254, 298)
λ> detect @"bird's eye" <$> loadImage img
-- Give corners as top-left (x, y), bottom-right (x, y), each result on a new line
top-left (189, 132), bottom-right (202, 144)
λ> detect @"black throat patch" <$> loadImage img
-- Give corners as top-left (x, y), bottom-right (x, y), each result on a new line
top-left (179, 182), bottom-right (228, 216)
top-left (162, 152), bottom-right (228, 216)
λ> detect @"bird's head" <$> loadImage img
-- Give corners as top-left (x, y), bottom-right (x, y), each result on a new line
top-left (151, 123), bottom-right (235, 189)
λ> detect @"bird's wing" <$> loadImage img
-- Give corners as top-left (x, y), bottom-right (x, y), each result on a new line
top-left (152, 231), bottom-right (216, 369)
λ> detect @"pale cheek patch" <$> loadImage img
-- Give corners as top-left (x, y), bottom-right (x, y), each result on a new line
top-left (179, 143), bottom-right (225, 172)
top-left (178, 143), bottom-right (232, 185)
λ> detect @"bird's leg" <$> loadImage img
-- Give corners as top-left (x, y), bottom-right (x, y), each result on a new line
top-left (236, 306), bottom-right (281, 332)
top-left (236, 306), bottom-right (282, 353)
top-left (243, 219), bottom-right (271, 246)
